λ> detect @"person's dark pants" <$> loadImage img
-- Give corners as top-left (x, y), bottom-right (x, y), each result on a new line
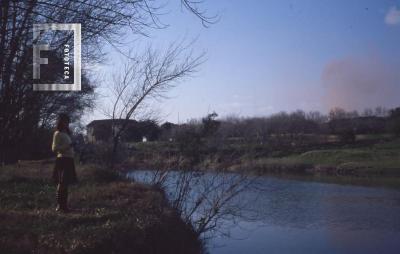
top-left (52, 157), bottom-right (77, 212)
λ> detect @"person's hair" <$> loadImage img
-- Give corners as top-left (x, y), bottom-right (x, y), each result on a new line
top-left (56, 113), bottom-right (71, 134)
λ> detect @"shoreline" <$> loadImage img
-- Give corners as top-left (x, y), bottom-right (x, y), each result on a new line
top-left (0, 163), bottom-right (203, 254)
top-left (119, 160), bottom-right (400, 190)
top-left (114, 137), bottom-right (400, 189)
top-left (123, 165), bottom-right (400, 190)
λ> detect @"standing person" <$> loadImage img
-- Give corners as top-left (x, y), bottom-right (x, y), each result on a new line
top-left (52, 113), bottom-right (77, 213)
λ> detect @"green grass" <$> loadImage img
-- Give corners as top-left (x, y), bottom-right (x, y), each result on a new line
top-left (127, 138), bottom-right (400, 173)
top-left (242, 138), bottom-right (400, 177)
top-left (0, 163), bottom-right (202, 254)
top-left (297, 139), bottom-right (400, 170)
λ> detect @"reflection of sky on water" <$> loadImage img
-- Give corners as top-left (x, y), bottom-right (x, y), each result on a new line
top-left (128, 171), bottom-right (400, 254)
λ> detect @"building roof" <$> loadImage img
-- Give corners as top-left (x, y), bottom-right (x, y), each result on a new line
top-left (87, 119), bottom-right (137, 128)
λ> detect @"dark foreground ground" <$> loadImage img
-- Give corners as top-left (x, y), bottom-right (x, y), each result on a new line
top-left (0, 162), bottom-right (202, 254)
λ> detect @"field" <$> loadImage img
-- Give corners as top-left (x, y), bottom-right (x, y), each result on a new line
top-left (0, 162), bottom-right (202, 254)
top-left (248, 138), bottom-right (400, 174)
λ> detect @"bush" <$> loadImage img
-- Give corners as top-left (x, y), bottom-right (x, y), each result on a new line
top-left (80, 142), bottom-right (129, 166)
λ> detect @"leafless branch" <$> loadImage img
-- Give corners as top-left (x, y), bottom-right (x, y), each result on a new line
top-left (104, 41), bottom-right (204, 166)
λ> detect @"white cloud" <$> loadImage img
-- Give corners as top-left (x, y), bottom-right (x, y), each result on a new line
top-left (385, 6), bottom-right (400, 25)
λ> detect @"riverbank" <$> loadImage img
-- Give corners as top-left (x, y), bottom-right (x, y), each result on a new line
top-left (233, 138), bottom-right (400, 175)
top-left (0, 162), bottom-right (203, 254)
top-left (120, 137), bottom-right (400, 188)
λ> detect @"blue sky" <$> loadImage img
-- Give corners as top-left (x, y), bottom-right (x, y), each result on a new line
top-left (88, 0), bottom-right (400, 124)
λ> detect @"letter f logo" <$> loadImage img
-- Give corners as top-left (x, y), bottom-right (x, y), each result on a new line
top-left (32, 30), bottom-right (49, 80)
top-left (32, 23), bottom-right (81, 91)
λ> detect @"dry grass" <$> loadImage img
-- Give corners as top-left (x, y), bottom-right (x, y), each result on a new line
top-left (0, 162), bottom-right (202, 254)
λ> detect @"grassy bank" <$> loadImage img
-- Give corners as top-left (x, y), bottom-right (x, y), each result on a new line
top-left (246, 138), bottom-right (400, 175)
top-left (120, 137), bottom-right (400, 187)
top-left (0, 162), bottom-right (202, 254)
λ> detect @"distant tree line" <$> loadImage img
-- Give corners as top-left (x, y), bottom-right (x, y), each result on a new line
top-left (81, 107), bottom-right (400, 166)
top-left (130, 106), bottom-right (400, 144)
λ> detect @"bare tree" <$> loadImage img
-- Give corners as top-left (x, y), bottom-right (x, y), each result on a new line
top-left (142, 165), bottom-right (259, 242)
top-left (181, 0), bottom-right (219, 27)
top-left (0, 0), bottom-right (215, 164)
top-left (102, 42), bottom-right (204, 167)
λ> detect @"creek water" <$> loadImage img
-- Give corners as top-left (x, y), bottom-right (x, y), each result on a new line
top-left (127, 170), bottom-right (400, 254)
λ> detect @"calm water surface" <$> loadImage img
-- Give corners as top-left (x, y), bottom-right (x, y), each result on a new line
top-left (128, 170), bottom-right (400, 254)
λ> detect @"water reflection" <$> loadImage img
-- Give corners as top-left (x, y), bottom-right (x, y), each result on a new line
top-left (128, 170), bottom-right (400, 254)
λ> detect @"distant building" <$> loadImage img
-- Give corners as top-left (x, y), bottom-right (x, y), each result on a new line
top-left (86, 119), bottom-right (136, 143)
top-left (86, 119), bottom-right (161, 143)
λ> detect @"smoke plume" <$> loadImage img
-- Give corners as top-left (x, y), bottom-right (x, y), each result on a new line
top-left (322, 54), bottom-right (400, 111)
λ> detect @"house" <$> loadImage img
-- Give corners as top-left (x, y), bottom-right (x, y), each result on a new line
top-left (86, 119), bottom-right (161, 143)
top-left (86, 119), bottom-right (136, 143)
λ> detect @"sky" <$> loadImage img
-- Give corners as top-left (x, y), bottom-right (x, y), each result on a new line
top-left (86, 0), bottom-right (400, 124)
